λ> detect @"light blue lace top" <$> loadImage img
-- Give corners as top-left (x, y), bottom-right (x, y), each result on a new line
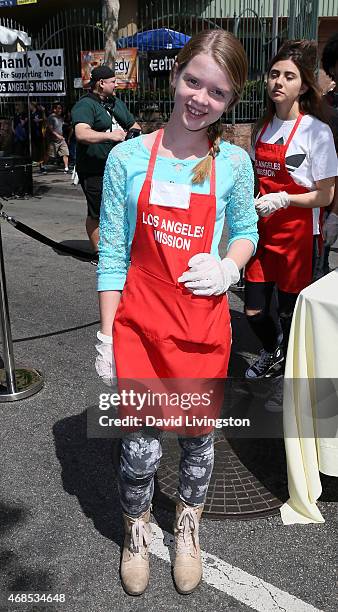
top-left (97, 136), bottom-right (258, 291)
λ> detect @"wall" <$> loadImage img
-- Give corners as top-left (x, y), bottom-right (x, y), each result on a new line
top-left (139, 121), bottom-right (253, 153)
top-left (222, 124), bottom-right (253, 152)
top-left (118, 0), bottom-right (138, 37)
top-left (318, 17), bottom-right (338, 58)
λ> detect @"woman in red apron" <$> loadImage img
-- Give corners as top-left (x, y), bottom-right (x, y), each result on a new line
top-left (95, 30), bottom-right (258, 596)
top-left (245, 40), bottom-right (337, 381)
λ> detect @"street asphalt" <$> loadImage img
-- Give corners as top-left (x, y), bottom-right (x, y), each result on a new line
top-left (0, 166), bottom-right (337, 612)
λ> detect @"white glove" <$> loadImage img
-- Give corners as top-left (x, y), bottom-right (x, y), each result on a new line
top-left (95, 331), bottom-right (116, 387)
top-left (255, 191), bottom-right (290, 217)
top-left (322, 212), bottom-right (338, 246)
top-left (177, 253), bottom-right (240, 296)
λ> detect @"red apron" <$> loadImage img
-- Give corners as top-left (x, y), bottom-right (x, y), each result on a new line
top-left (245, 114), bottom-right (313, 293)
top-left (113, 129), bottom-right (231, 433)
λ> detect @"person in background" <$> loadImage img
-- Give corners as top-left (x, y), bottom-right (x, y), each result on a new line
top-left (47, 102), bottom-right (69, 174)
top-left (71, 65), bottom-right (141, 255)
top-left (321, 33), bottom-right (338, 259)
top-left (63, 110), bottom-right (76, 166)
top-left (13, 112), bottom-right (28, 157)
top-left (95, 30), bottom-right (257, 596)
top-left (244, 40), bottom-right (337, 384)
top-left (30, 101), bottom-right (48, 173)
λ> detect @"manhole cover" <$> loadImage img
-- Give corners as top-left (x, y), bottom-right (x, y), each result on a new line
top-left (155, 432), bottom-right (283, 520)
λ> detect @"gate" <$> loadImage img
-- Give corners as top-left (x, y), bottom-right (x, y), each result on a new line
top-left (0, 0), bottom-right (327, 125)
top-left (118, 0), bottom-right (289, 123)
top-left (119, 1), bottom-right (233, 122)
top-left (0, 6), bottom-right (104, 119)
top-left (288, 0), bottom-right (320, 40)
top-left (33, 7), bottom-right (104, 105)
top-left (0, 14), bottom-right (31, 120)
top-left (232, 6), bottom-right (273, 124)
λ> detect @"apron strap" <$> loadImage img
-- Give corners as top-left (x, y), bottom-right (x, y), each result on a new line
top-left (145, 128), bottom-right (215, 195)
top-left (145, 128), bottom-right (163, 182)
top-left (257, 113), bottom-right (304, 147)
top-left (256, 120), bottom-right (271, 144)
top-left (210, 157), bottom-right (216, 196)
top-left (208, 139), bottom-right (216, 195)
top-left (285, 113), bottom-right (303, 148)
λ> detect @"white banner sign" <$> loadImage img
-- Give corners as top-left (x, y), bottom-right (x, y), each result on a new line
top-left (0, 48), bottom-right (65, 97)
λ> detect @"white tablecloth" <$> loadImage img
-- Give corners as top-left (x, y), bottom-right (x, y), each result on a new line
top-left (280, 268), bottom-right (338, 525)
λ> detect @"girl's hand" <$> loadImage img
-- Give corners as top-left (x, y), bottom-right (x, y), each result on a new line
top-left (95, 331), bottom-right (116, 387)
top-left (178, 253), bottom-right (240, 296)
top-left (255, 191), bottom-right (290, 217)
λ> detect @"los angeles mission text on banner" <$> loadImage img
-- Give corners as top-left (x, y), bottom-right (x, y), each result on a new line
top-left (0, 49), bottom-right (65, 97)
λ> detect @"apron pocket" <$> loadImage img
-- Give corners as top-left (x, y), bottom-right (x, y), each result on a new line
top-left (115, 265), bottom-right (230, 346)
top-left (175, 290), bottom-right (230, 346)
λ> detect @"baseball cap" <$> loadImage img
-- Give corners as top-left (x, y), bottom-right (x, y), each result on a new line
top-left (90, 65), bottom-right (115, 87)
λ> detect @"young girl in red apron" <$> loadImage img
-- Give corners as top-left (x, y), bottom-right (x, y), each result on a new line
top-left (95, 30), bottom-right (258, 596)
top-left (245, 40), bottom-right (337, 380)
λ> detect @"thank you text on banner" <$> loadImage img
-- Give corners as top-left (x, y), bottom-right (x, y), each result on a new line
top-left (0, 48), bottom-right (65, 97)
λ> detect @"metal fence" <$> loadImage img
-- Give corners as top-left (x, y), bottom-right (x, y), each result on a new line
top-left (319, 0), bottom-right (338, 14)
top-left (120, 0), bottom-right (288, 123)
top-left (116, 0), bottom-right (330, 123)
top-left (0, 0), bottom-right (337, 125)
top-left (288, 0), bottom-right (320, 40)
top-left (33, 7), bottom-right (105, 104)
top-left (0, 6), bottom-right (104, 120)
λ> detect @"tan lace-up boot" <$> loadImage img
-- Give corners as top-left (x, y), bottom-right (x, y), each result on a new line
top-left (120, 508), bottom-right (152, 596)
top-left (173, 500), bottom-right (204, 594)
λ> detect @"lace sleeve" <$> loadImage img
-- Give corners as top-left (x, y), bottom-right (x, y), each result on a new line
top-left (226, 148), bottom-right (258, 253)
top-left (97, 149), bottom-right (130, 291)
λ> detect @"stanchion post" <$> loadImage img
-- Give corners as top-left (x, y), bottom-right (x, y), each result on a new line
top-left (0, 209), bottom-right (44, 401)
top-left (0, 221), bottom-right (16, 393)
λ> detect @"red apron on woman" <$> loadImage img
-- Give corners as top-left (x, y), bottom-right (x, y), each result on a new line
top-left (113, 129), bottom-right (231, 433)
top-left (245, 113), bottom-right (313, 293)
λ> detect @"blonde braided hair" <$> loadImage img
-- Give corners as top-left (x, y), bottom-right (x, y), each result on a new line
top-left (191, 118), bottom-right (224, 184)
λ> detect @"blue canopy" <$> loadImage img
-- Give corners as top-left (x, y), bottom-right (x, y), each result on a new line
top-left (117, 28), bottom-right (190, 51)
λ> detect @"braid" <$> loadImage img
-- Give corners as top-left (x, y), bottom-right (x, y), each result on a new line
top-left (208, 120), bottom-right (222, 157)
top-left (191, 119), bottom-right (224, 184)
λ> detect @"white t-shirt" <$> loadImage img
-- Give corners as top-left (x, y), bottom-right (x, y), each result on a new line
top-left (250, 114), bottom-right (338, 233)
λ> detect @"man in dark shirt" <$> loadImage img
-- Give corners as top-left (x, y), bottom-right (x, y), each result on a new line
top-left (71, 65), bottom-right (140, 253)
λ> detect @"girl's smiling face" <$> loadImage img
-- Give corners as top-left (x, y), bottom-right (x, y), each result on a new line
top-left (267, 59), bottom-right (308, 106)
top-left (171, 53), bottom-right (234, 131)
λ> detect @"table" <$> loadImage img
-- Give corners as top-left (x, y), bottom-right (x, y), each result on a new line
top-left (280, 268), bottom-right (338, 525)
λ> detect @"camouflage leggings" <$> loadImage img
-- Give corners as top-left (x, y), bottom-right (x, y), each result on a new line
top-left (118, 430), bottom-right (214, 517)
